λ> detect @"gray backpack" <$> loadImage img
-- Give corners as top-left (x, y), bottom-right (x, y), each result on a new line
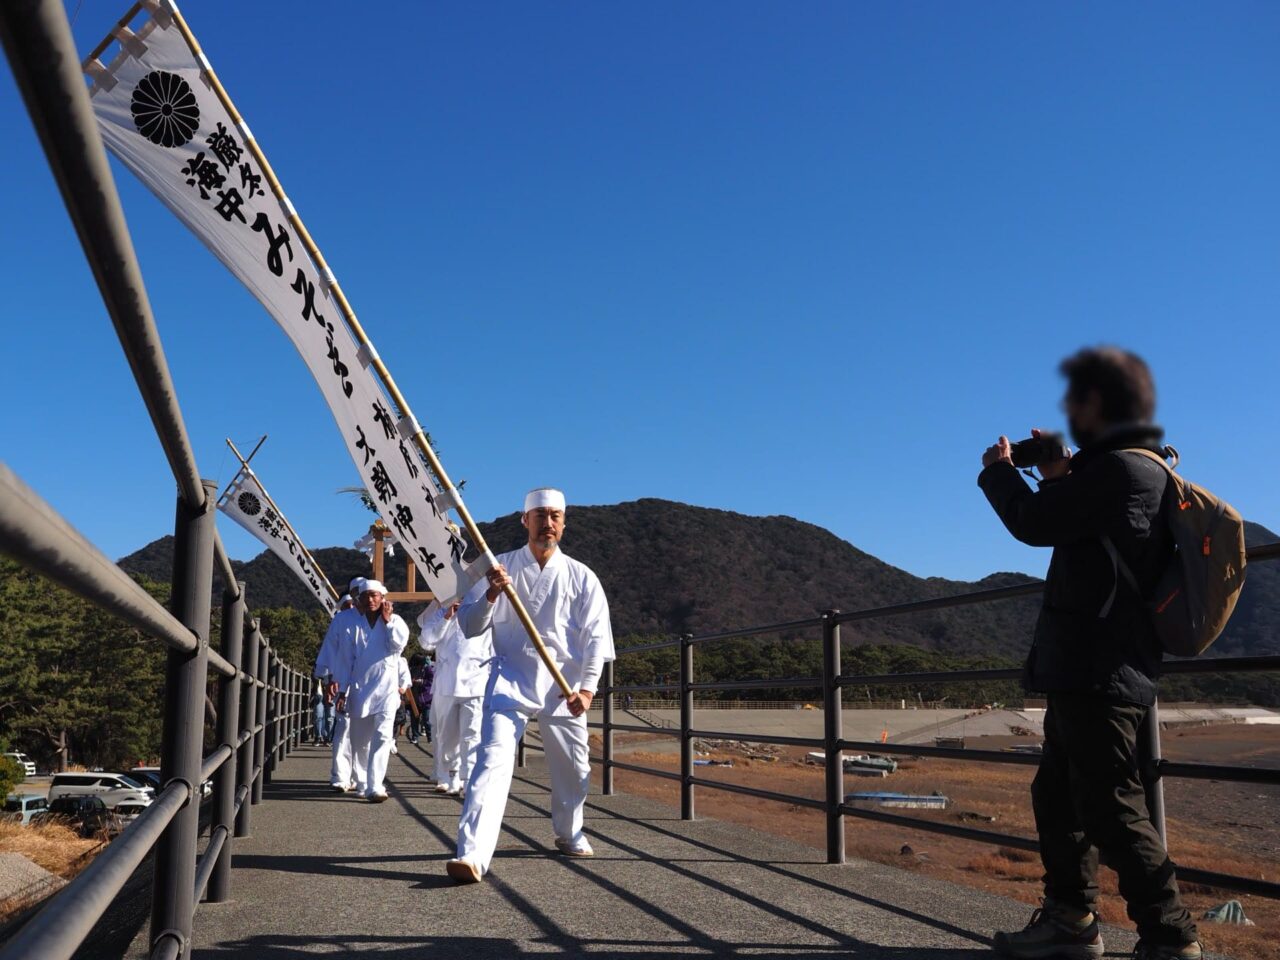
top-left (1101, 448), bottom-right (1247, 657)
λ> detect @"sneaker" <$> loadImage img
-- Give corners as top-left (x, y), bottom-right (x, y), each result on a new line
top-left (446, 858), bottom-right (482, 884)
top-left (1134, 942), bottom-right (1202, 960)
top-left (433, 782), bottom-right (450, 794)
top-left (331, 783), bottom-right (350, 793)
top-left (447, 781), bottom-right (465, 797)
top-left (993, 900), bottom-right (1104, 959)
top-left (554, 837), bottom-right (595, 858)
top-left (368, 792), bottom-right (389, 803)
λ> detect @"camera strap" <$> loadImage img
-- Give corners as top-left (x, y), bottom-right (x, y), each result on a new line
top-left (1099, 537), bottom-right (1141, 619)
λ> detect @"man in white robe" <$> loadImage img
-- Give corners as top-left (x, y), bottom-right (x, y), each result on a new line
top-left (447, 488), bottom-right (614, 883)
top-left (418, 600), bottom-right (492, 795)
top-left (391, 654), bottom-right (412, 756)
top-left (315, 579), bottom-right (365, 792)
top-left (332, 580), bottom-right (409, 802)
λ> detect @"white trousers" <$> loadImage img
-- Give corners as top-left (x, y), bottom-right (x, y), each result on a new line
top-left (329, 710), bottom-right (354, 788)
top-left (349, 709), bottom-right (396, 798)
top-left (434, 694), bottom-right (484, 788)
top-left (457, 707), bottom-right (590, 874)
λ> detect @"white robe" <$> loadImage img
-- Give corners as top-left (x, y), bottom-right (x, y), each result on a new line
top-left (417, 604), bottom-right (492, 699)
top-left (314, 608), bottom-right (359, 679)
top-left (457, 545), bottom-right (614, 716)
top-left (316, 609), bottom-right (357, 788)
top-left (332, 611), bottom-right (410, 720)
top-left (396, 656), bottom-right (411, 693)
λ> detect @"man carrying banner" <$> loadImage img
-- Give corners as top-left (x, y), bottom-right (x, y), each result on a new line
top-left (316, 579), bottom-right (365, 792)
top-left (447, 488), bottom-right (614, 883)
top-left (333, 580), bottom-right (409, 802)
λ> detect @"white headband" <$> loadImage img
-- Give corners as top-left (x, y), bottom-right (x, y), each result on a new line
top-left (361, 580), bottom-right (387, 595)
top-left (348, 577), bottom-right (367, 594)
top-left (338, 594), bottom-right (352, 605)
top-left (523, 488), bottom-right (566, 513)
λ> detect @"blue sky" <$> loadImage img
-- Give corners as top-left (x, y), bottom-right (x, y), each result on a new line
top-left (2, 1), bottom-right (1277, 589)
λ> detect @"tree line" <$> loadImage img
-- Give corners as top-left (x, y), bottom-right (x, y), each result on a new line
top-left (2, 557), bottom-right (1276, 775)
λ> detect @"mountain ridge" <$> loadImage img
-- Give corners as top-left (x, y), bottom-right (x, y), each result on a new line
top-left (116, 500), bottom-right (1279, 659)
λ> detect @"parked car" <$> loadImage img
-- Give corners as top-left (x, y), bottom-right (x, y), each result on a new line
top-left (127, 768), bottom-right (162, 792)
top-left (34, 795), bottom-right (120, 837)
top-left (48, 772), bottom-right (153, 812)
top-left (2, 752), bottom-right (37, 777)
top-left (3, 794), bottom-right (49, 826)
top-left (113, 799), bottom-right (151, 824)
top-left (131, 766), bottom-right (212, 799)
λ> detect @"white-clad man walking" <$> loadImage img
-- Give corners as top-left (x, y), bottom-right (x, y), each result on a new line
top-left (418, 599), bottom-right (492, 795)
top-left (447, 488), bottom-right (614, 883)
top-left (315, 579), bottom-right (364, 792)
top-left (332, 580), bottom-right (409, 802)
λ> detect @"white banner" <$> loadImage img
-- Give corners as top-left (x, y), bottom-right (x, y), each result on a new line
top-left (85, 5), bottom-right (475, 601)
top-left (218, 467), bottom-right (338, 616)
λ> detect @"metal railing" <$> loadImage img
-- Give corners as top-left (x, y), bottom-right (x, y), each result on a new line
top-left (0, 3), bottom-right (314, 957)
top-left (593, 540), bottom-right (1280, 900)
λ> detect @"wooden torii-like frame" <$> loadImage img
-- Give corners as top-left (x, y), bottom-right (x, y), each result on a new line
top-left (366, 521), bottom-right (436, 604)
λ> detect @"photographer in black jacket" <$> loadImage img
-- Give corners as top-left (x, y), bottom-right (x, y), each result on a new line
top-left (979, 347), bottom-right (1199, 960)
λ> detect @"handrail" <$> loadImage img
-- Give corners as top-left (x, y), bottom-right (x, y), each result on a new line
top-left (0, 464), bottom-right (198, 655)
top-left (0, 4), bottom-right (313, 956)
top-left (0, 783), bottom-right (187, 958)
top-left (601, 545), bottom-right (1280, 900)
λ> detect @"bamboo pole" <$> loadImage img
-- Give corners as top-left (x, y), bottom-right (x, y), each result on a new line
top-left (158, 2), bottom-right (576, 702)
top-left (224, 438), bottom-right (340, 604)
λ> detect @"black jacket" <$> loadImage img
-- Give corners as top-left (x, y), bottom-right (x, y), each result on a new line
top-left (978, 425), bottom-right (1173, 705)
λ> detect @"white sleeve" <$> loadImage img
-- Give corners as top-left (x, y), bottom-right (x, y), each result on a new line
top-left (571, 572), bottom-right (613, 694)
top-left (331, 622), bottom-right (356, 692)
top-left (417, 603), bottom-right (449, 652)
top-left (314, 615), bottom-right (343, 678)
top-left (385, 615), bottom-right (410, 657)
top-left (456, 576), bottom-right (496, 639)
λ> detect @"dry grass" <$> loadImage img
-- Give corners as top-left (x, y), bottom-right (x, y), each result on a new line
top-left (0, 819), bottom-right (102, 878)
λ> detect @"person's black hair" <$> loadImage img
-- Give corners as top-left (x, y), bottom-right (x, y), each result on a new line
top-left (1059, 346), bottom-right (1156, 423)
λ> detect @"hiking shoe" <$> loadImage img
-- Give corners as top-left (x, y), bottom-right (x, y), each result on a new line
top-left (1134, 942), bottom-right (1202, 960)
top-left (446, 859), bottom-right (482, 884)
top-left (993, 901), bottom-right (1104, 959)
top-left (555, 837), bottom-right (595, 858)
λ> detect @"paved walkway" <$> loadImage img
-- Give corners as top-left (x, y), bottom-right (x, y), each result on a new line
top-left (124, 741), bottom-right (1141, 959)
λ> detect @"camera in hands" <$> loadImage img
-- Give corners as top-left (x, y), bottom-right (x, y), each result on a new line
top-left (1008, 432), bottom-right (1070, 469)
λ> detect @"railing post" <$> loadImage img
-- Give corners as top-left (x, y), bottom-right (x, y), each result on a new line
top-left (680, 633), bottom-right (694, 821)
top-left (277, 656), bottom-right (288, 762)
top-left (299, 670), bottom-right (308, 745)
top-left (285, 666), bottom-right (295, 753)
top-left (602, 660), bottom-right (615, 796)
top-left (293, 669), bottom-right (302, 748)
top-left (267, 654), bottom-right (280, 775)
top-left (253, 640), bottom-right (269, 801)
top-left (209, 581), bottom-right (245, 902)
top-left (822, 610), bottom-right (845, 864)
top-left (236, 617), bottom-right (259, 834)
top-left (1142, 696), bottom-right (1167, 846)
top-left (150, 480), bottom-right (216, 957)
top-left (295, 670), bottom-right (305, 746)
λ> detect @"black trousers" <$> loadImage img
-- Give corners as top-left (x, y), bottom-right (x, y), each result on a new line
top-left (1032, 693), bottom-right (1196, 945)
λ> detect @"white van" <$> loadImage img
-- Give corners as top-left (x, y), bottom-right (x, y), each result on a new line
top-left (48, 772), bottom-right (153, 811)
top-left (2, 752), bottom-right (36, 777)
